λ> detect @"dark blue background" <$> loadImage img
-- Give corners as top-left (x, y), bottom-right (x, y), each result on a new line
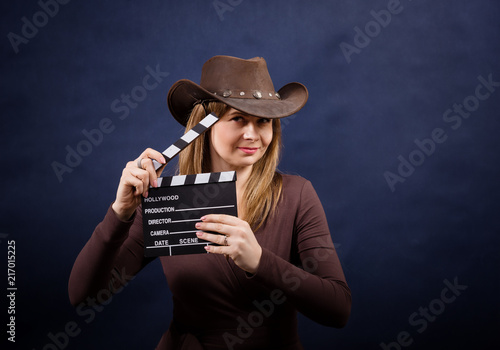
top-left (1, 0), bottom-right (499, 349)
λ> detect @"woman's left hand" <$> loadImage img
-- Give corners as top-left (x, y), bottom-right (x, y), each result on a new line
top-left (196, 214), bottom-right (262, 274)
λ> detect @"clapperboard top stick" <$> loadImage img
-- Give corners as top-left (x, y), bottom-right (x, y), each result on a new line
top-left (152, 112), bottom-right (219, 170)
top-left (155, 170), bottom-right (237, 188)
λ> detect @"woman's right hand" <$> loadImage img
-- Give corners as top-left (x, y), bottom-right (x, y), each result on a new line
top-left (111, 148), bottom-right (166, 221)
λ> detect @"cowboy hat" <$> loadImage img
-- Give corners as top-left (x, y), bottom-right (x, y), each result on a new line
top-left (167, 55), bottom-right (308, 126)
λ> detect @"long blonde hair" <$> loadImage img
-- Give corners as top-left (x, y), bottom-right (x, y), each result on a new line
top-left (177, 101), bottom-right (283, 231)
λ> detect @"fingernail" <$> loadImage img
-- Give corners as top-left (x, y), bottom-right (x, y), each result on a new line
top-left (204, 246), bottom-right (210, 252)
top-left (200, 216), bottom-right (206, 221)
top-left (196, 231), bottom-right (202, 236)
top-left (195, 222), bottom-right (201, 228)
top-left (153, 180), bottom-right (158, 188)
top-left (144, 191), bottom-right (148, 198)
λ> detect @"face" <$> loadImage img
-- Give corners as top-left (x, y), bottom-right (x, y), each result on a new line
top-left (209, 108), bottom-right (273, 172)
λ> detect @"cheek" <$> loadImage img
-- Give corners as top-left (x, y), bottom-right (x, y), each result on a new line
top-left (211, 127), bottom-right (236, 152)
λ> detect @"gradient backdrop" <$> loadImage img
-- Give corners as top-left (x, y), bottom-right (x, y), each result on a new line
top-left (1, 0), bottom-right (499, 349)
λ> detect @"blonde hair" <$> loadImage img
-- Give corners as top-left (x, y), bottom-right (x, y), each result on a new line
top-left (177, 101), bottom-right (283, 231)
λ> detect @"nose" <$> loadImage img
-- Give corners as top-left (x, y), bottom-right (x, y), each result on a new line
top-left (243, 122), bottom-right (259, 141)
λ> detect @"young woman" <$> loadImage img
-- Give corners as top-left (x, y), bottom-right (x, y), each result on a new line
top-left (69, 55), bottom-right (351, 349)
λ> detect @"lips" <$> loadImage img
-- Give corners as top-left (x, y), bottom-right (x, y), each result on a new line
top-left (238, 147), bottom-right (259, 154)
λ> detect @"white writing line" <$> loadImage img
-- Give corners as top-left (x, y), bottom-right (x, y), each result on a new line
top-left (175, 205), bottom-right (235, 212)
top-left (171, 219), bottom-right (200, 223)
top-left (168, 230), bottom-right (198, 235)
top-left (146, 242), bottom-right (211, 249)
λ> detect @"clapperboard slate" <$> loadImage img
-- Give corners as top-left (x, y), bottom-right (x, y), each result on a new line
top-left (142, 171), bottom-right (237, 257)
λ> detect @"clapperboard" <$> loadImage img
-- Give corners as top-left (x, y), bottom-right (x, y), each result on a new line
top-left (141, 113), bottom-right (238, 257)
top-left (142, 171), bottom-right (237, 257)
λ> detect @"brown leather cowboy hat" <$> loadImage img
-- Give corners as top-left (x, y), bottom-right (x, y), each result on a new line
top-left (167, 55), bottom-right (308, 126)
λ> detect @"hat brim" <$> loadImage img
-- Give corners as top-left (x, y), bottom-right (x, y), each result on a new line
top-left (167, 79), bottom-right (308, 126)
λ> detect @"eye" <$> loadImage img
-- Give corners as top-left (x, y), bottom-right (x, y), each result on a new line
top-left (258, 118), bottom-right (271, 124)
top-left (230, 116), bottom-right (243, 122)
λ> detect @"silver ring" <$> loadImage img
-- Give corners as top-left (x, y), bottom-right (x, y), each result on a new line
top-left (137, 158), bottom-right (143, 169)
top-left (224, 235), bottom-right (228, 246)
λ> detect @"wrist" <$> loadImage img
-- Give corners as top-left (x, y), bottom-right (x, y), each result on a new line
top-left (248, 246), bottom-right (263, 275)
top-left (111, 202), bottom-right (135, 222)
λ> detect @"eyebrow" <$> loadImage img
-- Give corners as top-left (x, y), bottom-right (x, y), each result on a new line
top-left (226, 110), bottom-right (252, 117)
top-left (226, 110), bottom-right (270, 119)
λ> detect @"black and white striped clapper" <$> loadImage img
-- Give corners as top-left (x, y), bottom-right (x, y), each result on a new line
top-left (153, 113), bottom-right (219, 170)
top-left (142, 171), bottom-right (237, 257)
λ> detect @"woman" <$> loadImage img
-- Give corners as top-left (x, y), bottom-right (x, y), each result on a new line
top-left (69, 55), bottom-right (351, 349)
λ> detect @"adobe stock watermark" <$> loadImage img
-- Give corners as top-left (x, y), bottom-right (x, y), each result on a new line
top-left (379, 277), bottom-right (467, 350)
top-left (0, 233), bottom-right (9, 244)
top-left (339, 0), bottom-right (412, 64)
top-left (222, 235), bottom-right (342, 349)
top-left (51, 64), bottom-right (169, 183)
top-left (7, 0), bottom-right (72, 54)
top-left (280, 114), bottom-right (297, 133)
top-left (33, 267), bottom-right (134, 350)
top-left (212, 0), bottom-right (244, 21)
top-left (384, 73), bottom-right (500, 192)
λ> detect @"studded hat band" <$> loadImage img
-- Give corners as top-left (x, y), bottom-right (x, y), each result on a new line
top-left (212, 89), bottom-right (281, 100)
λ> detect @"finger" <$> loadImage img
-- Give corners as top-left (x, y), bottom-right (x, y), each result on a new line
top-left (196, 221), bottom-right (233, 236)
top-left (136, 148), bottom-right (167, 181)
top-left (204, 244), bottom-right (229, 255)
top-left (138, 148), bottom-right (166, 167)
top-left (200, 214), bottom-right (241, 227)
top-left (127, 167), bottom-right (151, 196)
top-left (196, 231), bottom-right (226, 245)
top-left (139, 157), bottom-right (159, 188)
top-left (121, 170), bottom-right (145, 197)
top-left (126, 160), bottom-right (140, 169)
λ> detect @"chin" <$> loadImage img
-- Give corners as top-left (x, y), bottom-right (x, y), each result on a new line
top-left (232, 158), bottom-right (259, 168)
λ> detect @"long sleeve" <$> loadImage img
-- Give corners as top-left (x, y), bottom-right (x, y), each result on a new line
top-left (248, 178), bottom-right (351, 328)
top-left (68, 205), bottom-right (153, 306)
top-left (68, 176), bottom-right (350, 348)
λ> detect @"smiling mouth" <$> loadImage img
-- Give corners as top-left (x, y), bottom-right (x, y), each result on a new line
top-left (238, 147), bottom-right (259, 154)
